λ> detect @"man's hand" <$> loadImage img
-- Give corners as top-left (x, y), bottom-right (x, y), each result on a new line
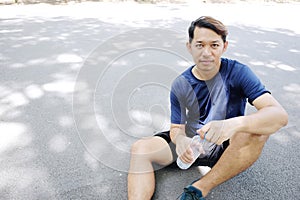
top-left (175, 135), bottom-right (194, 164)
top-left (197, 119), bottom-right (237, 145)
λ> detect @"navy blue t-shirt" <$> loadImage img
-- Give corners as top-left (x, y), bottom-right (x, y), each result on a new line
top-left (170, 58), bottom-right (270, 137)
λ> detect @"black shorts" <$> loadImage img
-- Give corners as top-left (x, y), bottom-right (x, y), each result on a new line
top-left (154, 130), bottom-right (229, 168)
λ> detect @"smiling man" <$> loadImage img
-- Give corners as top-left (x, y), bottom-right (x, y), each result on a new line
top-left (127, 16), bottom-right (288, 200)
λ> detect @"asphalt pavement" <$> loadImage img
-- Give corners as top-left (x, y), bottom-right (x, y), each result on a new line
top-left (0, 1), bottom-right (300, 199)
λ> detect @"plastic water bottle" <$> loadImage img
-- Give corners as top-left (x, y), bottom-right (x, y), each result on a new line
top-left (176, 135), bottom-right (205, 170)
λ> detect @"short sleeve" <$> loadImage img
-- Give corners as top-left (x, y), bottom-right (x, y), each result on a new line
top-left (170, 77), bottom-right (187, 124)
top-left (238, 65), bottom-right (270, 105)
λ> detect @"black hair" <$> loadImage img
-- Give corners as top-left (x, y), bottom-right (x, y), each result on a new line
top-left (188, 16), bottom-right (228, 43)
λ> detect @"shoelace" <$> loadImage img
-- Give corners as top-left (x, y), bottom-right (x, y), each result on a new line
top-left (176, 188), bottom-right (201, 200)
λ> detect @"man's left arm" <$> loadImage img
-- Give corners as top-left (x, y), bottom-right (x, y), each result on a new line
top-left (198, 93), bottom-right (288, 145)
top-left (235, 93), bottom-right (288, 135)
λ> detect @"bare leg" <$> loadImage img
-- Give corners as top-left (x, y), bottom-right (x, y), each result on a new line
top-left (128, 136), bottom-right (173, 200)
top-left (193, 132), bottom-right (269, 197)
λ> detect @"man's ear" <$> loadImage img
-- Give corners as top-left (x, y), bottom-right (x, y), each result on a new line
top-left (186, 41), bottom-right (192, 54)
top-left (223, 41), bottom-right (228, 53)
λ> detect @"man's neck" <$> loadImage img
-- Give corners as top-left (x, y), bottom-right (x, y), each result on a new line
top-left (192, 64), bottom-right (221, 81)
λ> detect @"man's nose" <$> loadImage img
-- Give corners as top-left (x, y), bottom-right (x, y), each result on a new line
top-left (202, 46), bottom-right (212, 56)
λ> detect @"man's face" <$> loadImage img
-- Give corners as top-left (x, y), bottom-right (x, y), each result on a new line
top-left (187, 27), bottom-right (228, 72)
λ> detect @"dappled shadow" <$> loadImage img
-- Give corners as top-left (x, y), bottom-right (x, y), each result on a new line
top-left (0, 16), bottom-right (129, 199)
top-left (226, 24), bottom-right (300, 126)
top-left (0, 7), bottom-right (299, 200)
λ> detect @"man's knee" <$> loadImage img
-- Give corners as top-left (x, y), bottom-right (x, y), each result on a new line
top-left (130, 137), bottom-right (167, 156)
top-left (130, 137), bottom-right (173, 165)
top-left (130, 139), bottom-right (150, 155)
top-left (230, 132), bottom-right (269, 150)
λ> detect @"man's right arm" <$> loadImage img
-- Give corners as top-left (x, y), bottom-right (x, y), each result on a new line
top-left (170, 123), bottom-right (186, 145)
top-left (170, 123), bottom-right (195, 164)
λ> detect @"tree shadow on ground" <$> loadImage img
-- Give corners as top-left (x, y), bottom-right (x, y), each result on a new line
top-left (0, 13), bottom-right (299, 199)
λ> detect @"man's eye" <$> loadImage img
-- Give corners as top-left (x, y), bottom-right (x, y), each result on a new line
top-left (195, 44), bottom-right (203, 48)
top-left (212, 44), bottom-right (219, 48)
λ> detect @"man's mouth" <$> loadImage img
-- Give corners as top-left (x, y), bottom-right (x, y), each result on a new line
top-left (199, 60), bottom-right (213, 64)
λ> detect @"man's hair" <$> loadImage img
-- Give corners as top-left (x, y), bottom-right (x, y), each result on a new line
top-left (188, 16), bottom-right (228, 43)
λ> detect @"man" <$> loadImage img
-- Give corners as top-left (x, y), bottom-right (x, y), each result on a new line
top-left (127, 16), bottom-right (288, 200)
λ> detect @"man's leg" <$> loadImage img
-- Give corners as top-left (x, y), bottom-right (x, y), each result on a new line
top-left (127, 136), bottom-right (174, 200)
top-left (193, 132), bottom-right (269, 197)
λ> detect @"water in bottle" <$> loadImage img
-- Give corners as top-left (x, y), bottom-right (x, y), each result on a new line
top-left (176, 135), bottom-right (205, 170)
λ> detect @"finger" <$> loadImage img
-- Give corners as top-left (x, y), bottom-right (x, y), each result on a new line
top-left (197, 124), bottom-right (210, 139)
top-left (213, 133), bottom-right (223, 145)
top-left (215, 139), bottom-right (223, 146)
top-left (197, 144), bottom-right (205, 155)
top-left (180, 154), bottom-right (193, 164)
top-left (186, 147), bottom-right (193, 156)
top-left (215, 135), bottom-right (226, 145)
top-left (186, 147), bottom-right (194, 160)
top-left (181, 148), bottom-right (194, 163)
top-left (208, 129), bottom-right (222, 144)
top-left (205, 129), bottom-right (218, 143)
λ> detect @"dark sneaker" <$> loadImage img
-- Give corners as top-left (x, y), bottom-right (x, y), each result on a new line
top-left (179, 185), bottom-right (205, 200)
